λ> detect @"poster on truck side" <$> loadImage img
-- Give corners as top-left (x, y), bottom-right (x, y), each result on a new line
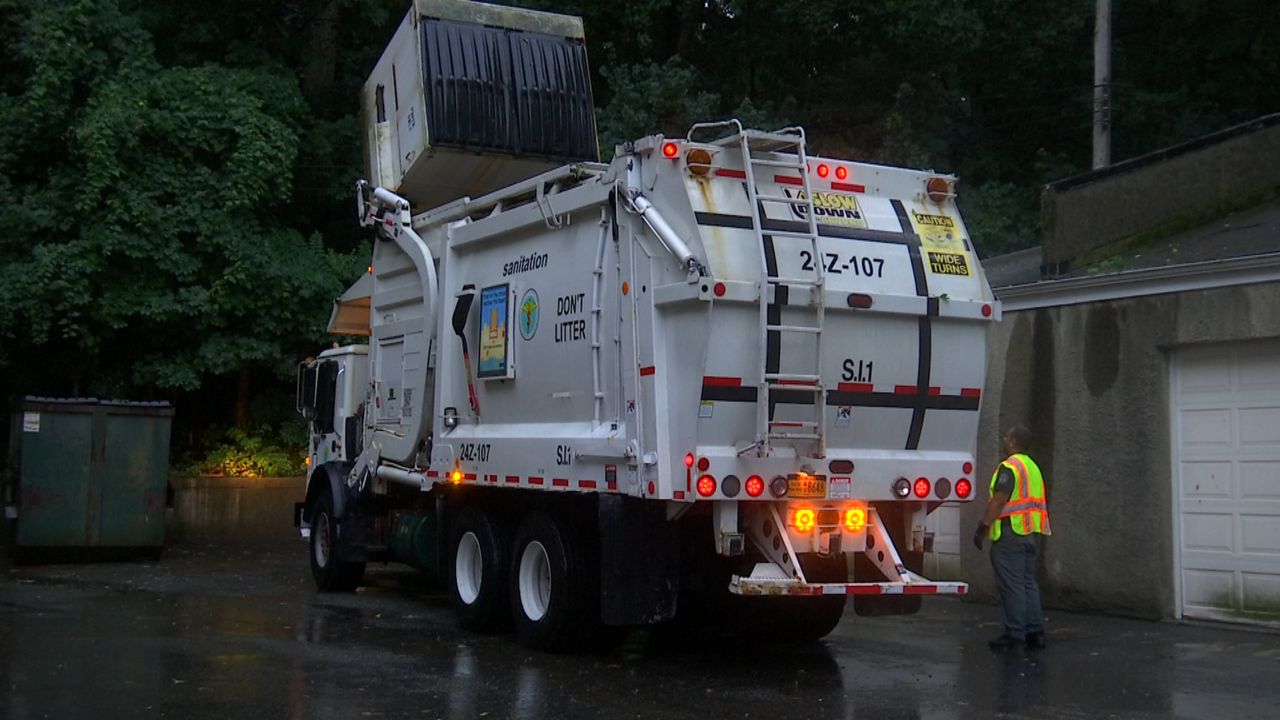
top-left (478, 284), bottom-right (514, 379)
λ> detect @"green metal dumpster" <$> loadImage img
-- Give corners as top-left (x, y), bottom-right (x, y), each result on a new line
top-left (6, 397), bottom-right (173, 557)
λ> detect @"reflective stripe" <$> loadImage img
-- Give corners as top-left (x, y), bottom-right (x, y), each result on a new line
top-left (1005, 455), bottom-right (1031, 500)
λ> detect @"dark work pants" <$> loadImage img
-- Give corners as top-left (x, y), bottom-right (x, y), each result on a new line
top-left (989, 531), bottom-right (1044, 639)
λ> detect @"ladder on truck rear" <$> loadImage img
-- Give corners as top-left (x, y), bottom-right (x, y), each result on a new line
top-left (710, 124), bottom-right (827, 459)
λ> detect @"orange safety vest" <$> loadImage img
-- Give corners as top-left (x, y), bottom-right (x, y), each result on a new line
top-left (989, 453), bottom-right (1051, 541)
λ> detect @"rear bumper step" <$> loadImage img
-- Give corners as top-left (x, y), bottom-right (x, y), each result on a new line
top-left (729, 577), bottom-right (968, 596)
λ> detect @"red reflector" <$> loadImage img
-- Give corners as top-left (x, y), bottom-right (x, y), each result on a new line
top-left (684, 453), bottom-right (695, 468)
top-left (913, 477), bottom-right (931, 498)
top-left (846, 293), bottom-right (873, 309)
top-left (982, 304), bottom-right (993, 317)
top-left (835, 166), bottom-right (848, 181)
top-left (713, 282), bottom-right (726, 297)
top-left (817, 163), bottom-right (830, 178)
top-left (662, 142), bottom-right (679, 158)
top-left (955, 479), bottom-right (972, 498)
top-left (963, 462), bottom-right (973, 475)
top-left (696, 475), bottom-right (717, 497)
top-left (697, 457), bottom-right (710, 472)
top-left (829, 459), bottom-right (854, 474)
top-left (745, 475), bottom-right (765, 497)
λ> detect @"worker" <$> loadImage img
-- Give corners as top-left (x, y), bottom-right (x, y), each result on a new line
top-left (972, 424), bottom-right (1051, 650)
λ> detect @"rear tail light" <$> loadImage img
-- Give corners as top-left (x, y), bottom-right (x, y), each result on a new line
top-left (684, 453), bottom-right (695, 468)
top-left (835, 166), bottom-right (848, 181)
top-left (696, 475), bottom-right (717, 497)
top-left (963, 462), bottom-right (973, 475)
top-left (745, 475), bottom-right (765, 497)
top-left (935, 477), bottom-right (952, 499)
top-left (843, 508), bottom-right (866, 532)
top-left (697, 457), bottom-right (710, 472)
top-left (790, 507), bottom-right (817, 532)
top-left (955, 478), bottom-right (973, 498)
top-left (662, 142), bottom-right (680, 159)
top-left (721, 474), bottom-right (741, 497)
top-left (913, 477), bottom-right (931, 498)
top-left (816, 163), bottom-right (830, 178)
top-left (770, 476), bottom-right (788, 497)
top-left (892, 477), bottom-right (912, 498)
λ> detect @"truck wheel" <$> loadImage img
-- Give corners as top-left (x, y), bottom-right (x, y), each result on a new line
top-left (731, 553), bottom-right (847, 642)
top-left (448, 506), bottom-right (512, 633)
top-left (509, 512), bottom-right (598, 651)
top-left (309, 491), bottom-right (365, 592)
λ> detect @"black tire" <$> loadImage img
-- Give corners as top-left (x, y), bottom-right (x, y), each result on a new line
top-left (729, 553), bottom-right (848, 642)
top-left (448, 505), bottom-right (512, 633)
top-left (509, 512), bottom-right (601, 652)
top-left (309, 491), bottom-right (365, 592)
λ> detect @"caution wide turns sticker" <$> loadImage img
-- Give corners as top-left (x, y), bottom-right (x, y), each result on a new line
top-left (910, 211), bottom-right (971, 276)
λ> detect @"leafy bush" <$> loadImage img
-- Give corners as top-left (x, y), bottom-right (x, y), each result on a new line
top-left (174, 427), bottom-right (305, 478)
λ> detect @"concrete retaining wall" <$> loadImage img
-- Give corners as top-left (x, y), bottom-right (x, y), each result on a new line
top-left (963, 281), bottom-right (1280, 619)
top-left (167, 476), bottom-right (303, 545)
top-left (1042, 115), bottom-right (1280, 270)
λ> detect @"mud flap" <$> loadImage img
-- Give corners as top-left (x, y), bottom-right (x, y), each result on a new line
top-left (598, 494), bottom-right (679, 625)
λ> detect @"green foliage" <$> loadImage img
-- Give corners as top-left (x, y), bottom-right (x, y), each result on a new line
top-left (964, 182), bottom-right (1041, 258)
top-left (597, 59), bottom-right (719, 157)
top-left (0, 0), bottom-right (371, 397)
top-left (176, 426), bottom-right (304, 478)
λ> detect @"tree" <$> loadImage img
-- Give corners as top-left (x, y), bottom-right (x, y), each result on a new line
top-left (0, 0), bottom-right (362, 400)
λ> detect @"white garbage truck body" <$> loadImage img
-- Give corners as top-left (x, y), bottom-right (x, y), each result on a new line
top-left (296, 0), bottom-right (999, 651)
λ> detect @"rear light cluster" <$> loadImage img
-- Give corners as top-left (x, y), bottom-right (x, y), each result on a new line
top-left (664, 141), bottom-right (855, 186)
top-left (688, 455), bottom-right (974, 502)
top-left (892, 465), bottom-right (974, 500)
top-left (813, 163), bottom-right (850, 181)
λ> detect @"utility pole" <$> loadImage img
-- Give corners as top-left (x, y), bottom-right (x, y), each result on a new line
top-left (1093, 0), bottom-right (1112, 169)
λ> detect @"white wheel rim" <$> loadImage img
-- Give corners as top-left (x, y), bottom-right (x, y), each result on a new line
top-left (455, 531), bottom-right (483, 605)
top-left (314, 511), bottom-right (331, 568)
top-left (518, 540), bottom-right (552, 622)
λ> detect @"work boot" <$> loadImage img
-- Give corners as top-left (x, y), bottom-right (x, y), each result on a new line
top-left (1025, 632), bottom-right (1047, 649)
top-left (987, 633), bottom-right (1023, 650)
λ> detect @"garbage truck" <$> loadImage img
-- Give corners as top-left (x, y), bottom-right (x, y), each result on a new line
top-left (295, 0), bottom-right (999, 651)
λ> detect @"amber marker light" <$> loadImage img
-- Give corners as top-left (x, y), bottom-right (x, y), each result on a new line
top-left (844, 508), bottom-right (866, 532)
top-left (791, 507), bottom-right (817, 532)
top-left (451, 469), bottom-right (463, 484)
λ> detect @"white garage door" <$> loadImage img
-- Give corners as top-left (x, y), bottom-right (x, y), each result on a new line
top-left (1173, 339), bottom-right (1280, 622)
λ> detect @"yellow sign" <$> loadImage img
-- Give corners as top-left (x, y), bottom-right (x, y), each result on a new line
top-left (785, 190), bottom-right (867, 228)
top-left (911, 211), bottom-right (967, 253)
top-left (927, 251), bottom-right (971, 276)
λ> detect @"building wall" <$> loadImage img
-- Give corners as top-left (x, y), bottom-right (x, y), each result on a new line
top-left (962, 281), bottom-right (1280, 618)
top-left (1042, 117), bottom-right (1280, 270)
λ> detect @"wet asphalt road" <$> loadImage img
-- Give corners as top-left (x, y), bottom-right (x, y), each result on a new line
top-left (2, 546), bottom-right (1279, 720)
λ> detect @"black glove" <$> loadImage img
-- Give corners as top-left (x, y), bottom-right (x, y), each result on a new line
top-left (972, 524), bottom-right (989, 550)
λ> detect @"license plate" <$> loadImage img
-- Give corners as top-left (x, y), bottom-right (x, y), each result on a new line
top-left (787, 474), bottom-right (827, 498)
